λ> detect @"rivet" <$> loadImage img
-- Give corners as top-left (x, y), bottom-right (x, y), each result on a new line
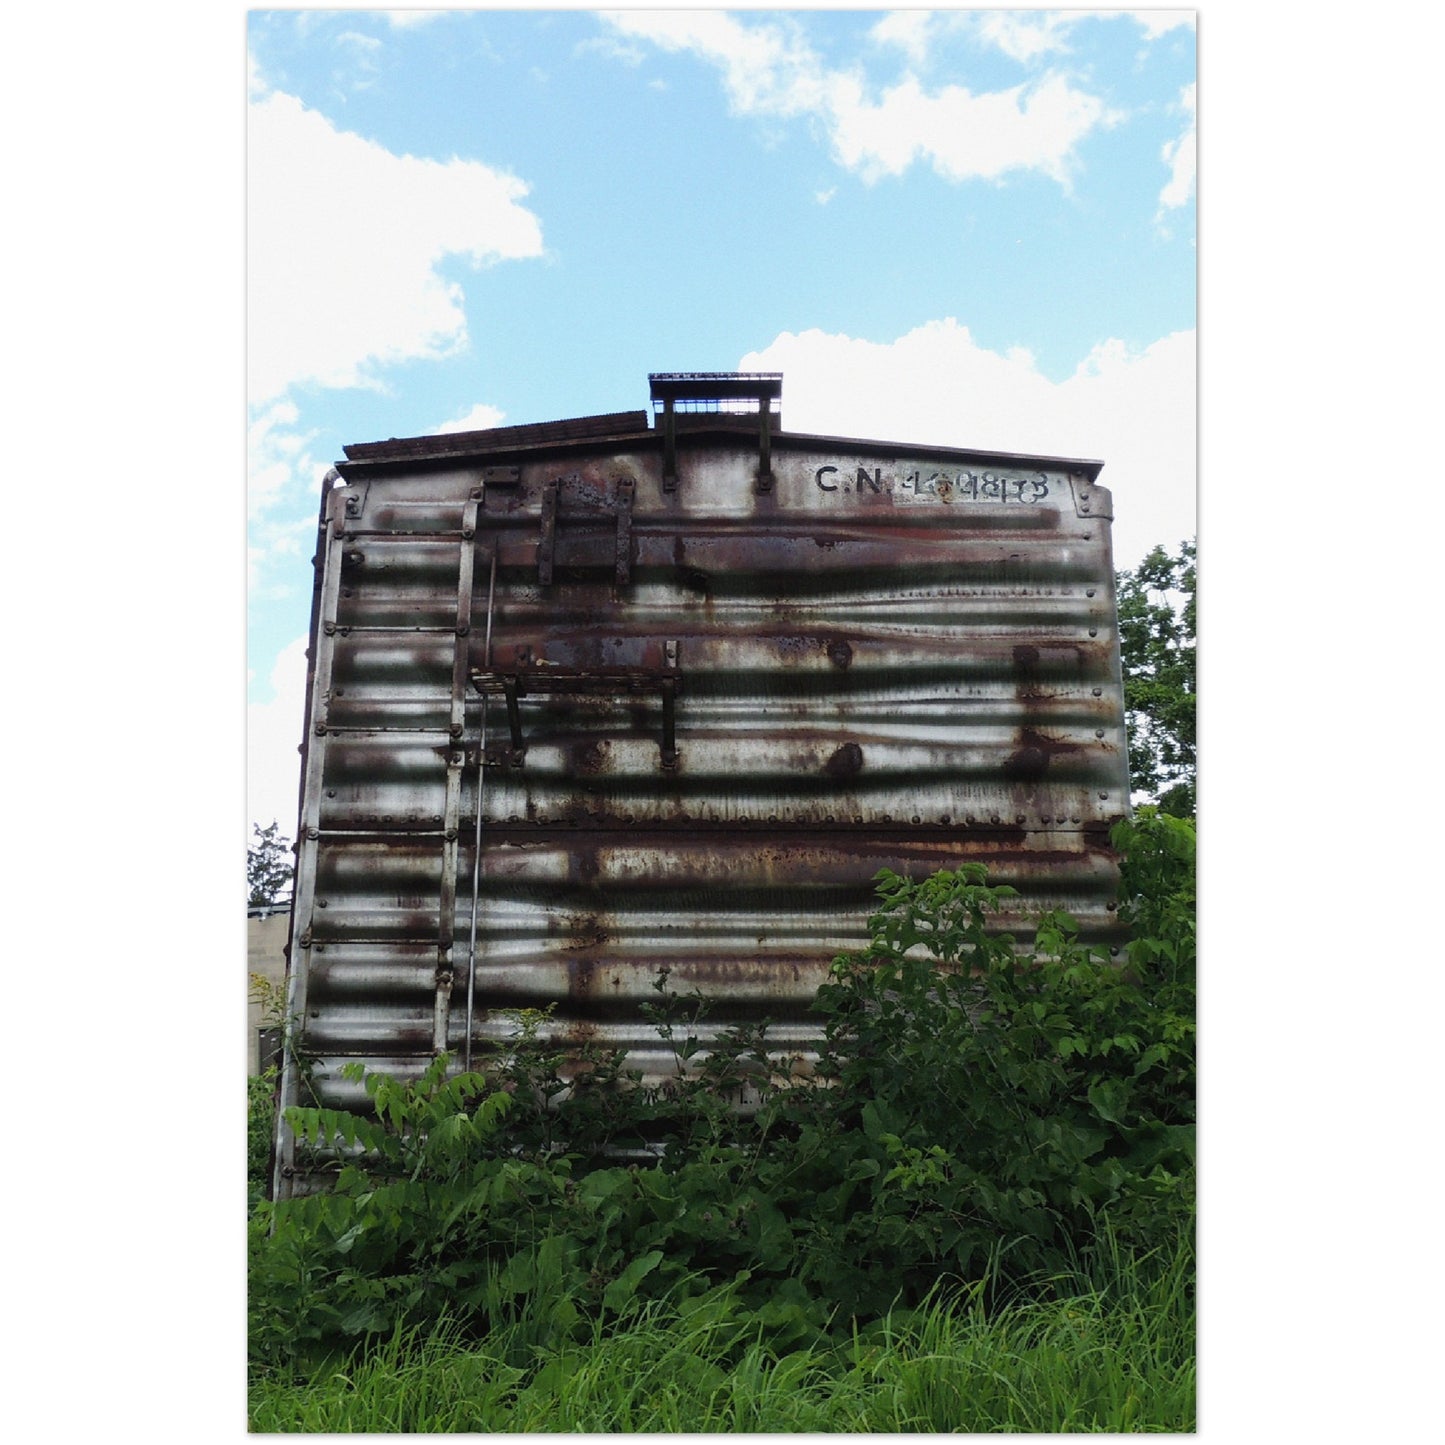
top-left (1016, 815), bottom-right (1025, 824)
top-left (317, 899), bottom-right (327, 908)
top-left (911, 815), bottom-right (921, 824)
top-left (456, 623), bottom-right (469, 636)
top-left (1095, 730), bottom-right (1105, 739)
top-left (1088, 628), bottom-right (1098, 637)
top-left (1106, 902), bottom-right (1117, 912)
top-left (940, 815), bottom-right (951, 824)
top-left (1099, 792), bottom-right (1108, 800)
top-left (1092, 688), bottom-right (1102, 696)
top-left (965, 815), bottom-right (976, 825)
top-left (1086, 588), bottom-right (1096, 597)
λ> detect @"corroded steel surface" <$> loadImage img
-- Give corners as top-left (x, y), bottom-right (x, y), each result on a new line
top-left (275, 396), bottom-right (1130, 1192)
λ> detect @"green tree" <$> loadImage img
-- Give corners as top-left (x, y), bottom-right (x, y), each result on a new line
top-left (248, 821), bottom-right (294, 907)
top-left (1116, 540), bottom-right (1195, 816)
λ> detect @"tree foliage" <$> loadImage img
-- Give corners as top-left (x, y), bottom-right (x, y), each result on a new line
top-left (249, 821), bottom-right (294, 907)
top-left (1116, 540), bottom-right (1195, 816)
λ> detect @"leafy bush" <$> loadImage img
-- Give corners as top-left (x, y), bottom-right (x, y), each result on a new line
top-left (248, 1068), bottom-right (278, 1212)
top-left (792, 818), bottom-right (1194, 1299)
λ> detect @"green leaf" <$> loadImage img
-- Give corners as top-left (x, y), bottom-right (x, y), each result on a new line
top-left (1087, 1078), bottom-right (1130, 1126)
top-left (603, 1249), bottom-right (665, 1313)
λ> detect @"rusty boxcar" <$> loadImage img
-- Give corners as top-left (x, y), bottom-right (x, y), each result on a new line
top-left (273, 372), bottom-right (1130, 1197)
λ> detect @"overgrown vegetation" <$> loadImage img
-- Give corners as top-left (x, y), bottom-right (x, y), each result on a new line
top-left (1117, 539), bottom-right (1196, 816)
top-left (249, 811), bottom-right (1195, 1429)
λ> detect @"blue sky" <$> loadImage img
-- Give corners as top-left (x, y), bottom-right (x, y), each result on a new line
top-left (247, 8), bottom-right (1196, 832)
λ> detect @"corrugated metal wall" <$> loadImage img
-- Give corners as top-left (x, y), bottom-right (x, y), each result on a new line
top-left (274, 402), bottom-right (1130, 1191)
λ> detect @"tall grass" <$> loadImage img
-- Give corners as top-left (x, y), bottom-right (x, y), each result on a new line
top-left (248, 1228), bottom-right (1194, 1433)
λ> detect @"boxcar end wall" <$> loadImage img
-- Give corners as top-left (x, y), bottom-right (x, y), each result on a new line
top-left (272, 376), bottom-right (1131, 1197)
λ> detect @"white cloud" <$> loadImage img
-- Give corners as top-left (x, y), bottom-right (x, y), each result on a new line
top-left (604, 11), bottom-right (1113, 187)
top-left (975, 11), bottom-right (1077, 64)
top-left (248, 636), bottom-right (310, 833)
top-left (383, 10), bottom-right (448, 28)
top-left (830, 70), bottom-right (1116, 186)
top-left (1159, 81), bottom-right (1196, 214)
top-left (870, 10), bottom-right (1193, 69)
top-left (1127, 11), bottom-right (1195, 41)
top-left (247, 397), bottom-right (329, 596)
top-left (435, 402), bottom-right (507, 434)
top-left (868, 11), bottom-right (934, 67)
top-left (247, 82), bottom-right (544, 404)
top-left (739, 320), bottom-right (1195, 569)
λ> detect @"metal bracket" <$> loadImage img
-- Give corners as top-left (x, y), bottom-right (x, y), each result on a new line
top-left (471, 639), bottom-right (681, 770)
top-left (614, 477), bottom-right (635, 586)
top-left (538, 480), bottom-right (558, 586)
top-left (342, 479), bottom-right (371, 520)
top-left (648, 373), bottom-right (781, 496)
top-left (1068, 475), bottom-right (1113, 521)
top-left (660, 400), bottom-right (678, 493)
top-left (538, 476), bottom-right (636, 586)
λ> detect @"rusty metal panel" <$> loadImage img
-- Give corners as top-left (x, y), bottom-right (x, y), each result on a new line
top-left (275, 393), bottom-right (1130, 1192)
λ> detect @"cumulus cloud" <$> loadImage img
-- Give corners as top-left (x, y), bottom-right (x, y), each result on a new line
top-left (739, 321), bottom-right (1195, 569)
top-left (247, 393), bottom-right (330, 597)
top-left (248, 636), bottom-right (311, 834)
top-left (435, 402), bottom-right (507, 434)
top-left (868, 11), bottom-right (934, 66)
top-left (974, 11), bottom-right (1078, 64)
top-left (829, 70), bottom-right (1115, 186)
top-left (383, 10), bottom-right (449, 28)
top-left (1158, 81), bottom-right (1196, 214)
top-left (1127, 11), bottom-right (1195, 41)
top-left (247, 80), bottom-right (544, 404)
top-left (604, 11), bottom-right (1114, 186)
top-left (871, 10), bottom-right (1193, 69)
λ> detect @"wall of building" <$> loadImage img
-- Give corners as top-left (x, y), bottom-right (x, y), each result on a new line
top-left (247, 910), bottom-right (289, 1075)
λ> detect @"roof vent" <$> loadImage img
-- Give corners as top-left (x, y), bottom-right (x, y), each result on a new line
top-left (648, 372), bottom-right (782, 493)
